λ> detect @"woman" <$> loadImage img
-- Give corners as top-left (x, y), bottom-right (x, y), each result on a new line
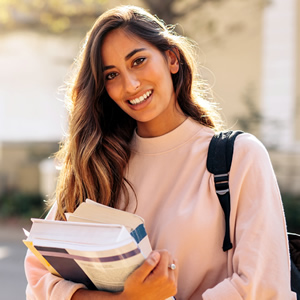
top-left (25, 5), bottom-right (296, 300)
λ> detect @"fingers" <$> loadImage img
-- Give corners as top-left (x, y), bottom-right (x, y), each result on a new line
top-left (146, 250), bottom-right (178, 295)
top-left (160, 250), bottom-right (178, 296)
top-left (168, 257), bottom-right (178, 283)
top-left (130, 249), bottom-right (178, 285)
top-left (123, 249), bottom-right (178, 300)
top-left (153, 250), bottom-right (177, 276)
top-left (130, 251), bottom-right (161, 282)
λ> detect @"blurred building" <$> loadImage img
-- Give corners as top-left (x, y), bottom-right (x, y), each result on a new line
top-left (0, 0), bottom-right (299, 198)
top-left (185, 0), bottom-right (300, 194)
top-left (0, 31), bottom-right (79, 198)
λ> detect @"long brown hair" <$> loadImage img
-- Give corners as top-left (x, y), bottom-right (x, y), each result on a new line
top-left (53, 5), bottom-right (222, 220)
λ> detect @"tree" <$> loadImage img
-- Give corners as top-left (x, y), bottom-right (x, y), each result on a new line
top-left (0, 0), bottom-right (270, 34)
top-left (143, 0), bottom-right (223, 24)
top-left (0, 0), bottom-right (106, 33)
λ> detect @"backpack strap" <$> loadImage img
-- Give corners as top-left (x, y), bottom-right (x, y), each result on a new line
top-left (289, 233), bottom-right (300, 295)
top-left (207, 130), bottom-right (244, 251)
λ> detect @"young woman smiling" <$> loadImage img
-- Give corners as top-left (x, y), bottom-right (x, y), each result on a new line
top-left (24, 5), bottom-right (296, 300)
top-left (101, 28), bottom-right (185, 138)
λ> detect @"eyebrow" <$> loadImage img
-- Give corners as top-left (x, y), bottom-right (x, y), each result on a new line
top-left (103, 48), bottom-right (146, 71)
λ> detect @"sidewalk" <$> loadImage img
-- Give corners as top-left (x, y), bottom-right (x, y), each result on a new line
top-left (0, 219), bottom-right (31, 300)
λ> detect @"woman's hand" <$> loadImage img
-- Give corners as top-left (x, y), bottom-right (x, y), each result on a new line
top-left (71, 250), bottom-right (178, 300)
top-left (122, 250), bottom-right (178, 300)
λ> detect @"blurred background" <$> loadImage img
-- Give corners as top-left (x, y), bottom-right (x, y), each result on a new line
top-left (0, 0), bottom-right (299, 299)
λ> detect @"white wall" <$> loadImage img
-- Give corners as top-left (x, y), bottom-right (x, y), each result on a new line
top-left (0, 31), bottom-right (81, 142)
top-left (261, 0), bottom-right (298, 151)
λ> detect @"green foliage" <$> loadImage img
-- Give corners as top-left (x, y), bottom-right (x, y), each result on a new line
top-left (0, 0), bottom-right (269, 34)
top-left (0, 191), bottom-right (46, 219)
top-left (282, 194), bottom-right (300, 233)
top-left (0, 0), bottom-right (107, 33)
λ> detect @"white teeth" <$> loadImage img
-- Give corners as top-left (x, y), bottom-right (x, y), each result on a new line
top-left (129, 90), bottom-right (152, 105)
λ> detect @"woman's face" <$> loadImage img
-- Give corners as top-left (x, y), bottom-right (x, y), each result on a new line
top-left (101, 28), bottom-right (185, 137)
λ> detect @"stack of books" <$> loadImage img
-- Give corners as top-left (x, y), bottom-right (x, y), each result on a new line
top-left (23, 199), bottom-right (152, 292)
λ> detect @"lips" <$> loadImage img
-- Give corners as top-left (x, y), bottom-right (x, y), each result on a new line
top-left (128, 90), bottom-right (153, 105)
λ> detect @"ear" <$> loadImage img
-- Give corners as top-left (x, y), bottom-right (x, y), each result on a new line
top-left (166, 48), bottom-right (180, 74)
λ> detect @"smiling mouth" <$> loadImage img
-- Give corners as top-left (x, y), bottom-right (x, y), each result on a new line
top-left (128, 90), bottom-right (153, 105)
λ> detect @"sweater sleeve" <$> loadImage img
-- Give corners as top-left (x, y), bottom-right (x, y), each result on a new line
top-left (24, 203), bottom-right (86, 300)
top-left (202, 134), bottom-right (296, 300)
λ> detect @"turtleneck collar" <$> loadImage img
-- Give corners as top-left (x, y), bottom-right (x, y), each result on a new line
top-left (130, 117), bottom-right (205, 154)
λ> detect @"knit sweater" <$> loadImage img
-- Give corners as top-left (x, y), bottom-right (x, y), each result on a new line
top-left (24, 118), bottom-right (296, 299)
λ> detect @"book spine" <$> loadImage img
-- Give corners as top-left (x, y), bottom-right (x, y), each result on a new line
top-left (130, 223), bottom-right (147, 244)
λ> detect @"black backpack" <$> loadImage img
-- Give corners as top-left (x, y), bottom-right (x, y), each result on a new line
top-left (207, 130), bottom-right (300, 298)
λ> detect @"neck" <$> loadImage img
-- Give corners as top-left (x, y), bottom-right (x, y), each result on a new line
top-left (136, 110), bottom-right (187, 138)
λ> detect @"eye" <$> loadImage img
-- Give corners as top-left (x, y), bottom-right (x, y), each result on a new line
top-left (133, 57), bottom-right (146, 66)
top-left (106, 72), bottom-right (118, 81)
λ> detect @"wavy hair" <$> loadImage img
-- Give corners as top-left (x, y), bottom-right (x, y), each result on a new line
top-left (53, 5), bottom-right (223, 220)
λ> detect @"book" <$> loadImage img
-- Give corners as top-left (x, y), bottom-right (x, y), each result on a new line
top-left (24, 200), bottom-right (175, 299)
top-left (66, 199), bottom-right (152, 256)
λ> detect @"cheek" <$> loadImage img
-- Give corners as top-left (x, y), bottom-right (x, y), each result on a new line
top-left (155, 70), bottom-right (174, 95)
top-left (105, 84), bottom-right (129, 112)
top-left (105, 84), bottom-right (119, 102)
top-left (149, 61), bottom-right (173, 89)
top-left (148, 63), bottom-right (163, 79)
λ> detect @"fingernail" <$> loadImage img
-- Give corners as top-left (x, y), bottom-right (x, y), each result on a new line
top-left (150, 251), bottom-right (160, 262)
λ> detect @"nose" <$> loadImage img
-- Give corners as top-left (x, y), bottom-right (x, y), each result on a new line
top-left (123, 71), bottom-right (140, 93)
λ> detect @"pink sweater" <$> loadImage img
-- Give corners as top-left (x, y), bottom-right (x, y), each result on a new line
top-left (24, 118), bottom-right (296, 299)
